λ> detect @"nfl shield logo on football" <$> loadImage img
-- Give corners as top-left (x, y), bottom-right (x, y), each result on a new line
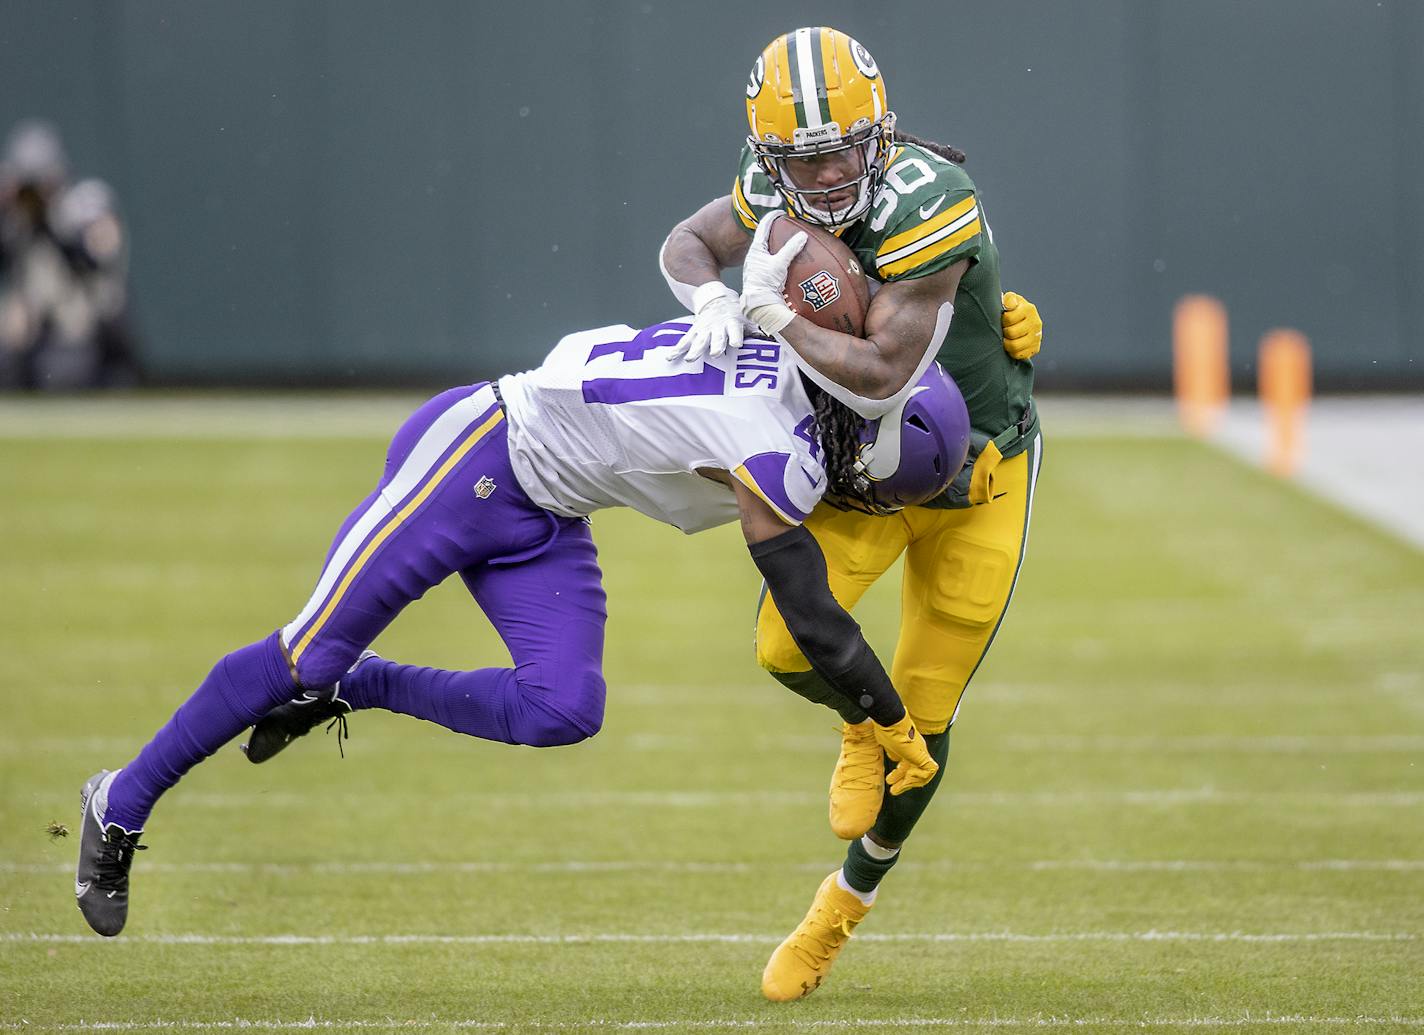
top-left (799, 270), bottom-right (841, 312)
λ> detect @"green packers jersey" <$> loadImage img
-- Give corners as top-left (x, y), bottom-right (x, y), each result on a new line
top-left (732, 141), bottom-right (1037, 464)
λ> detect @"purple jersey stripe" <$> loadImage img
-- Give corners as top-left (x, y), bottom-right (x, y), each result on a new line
top-left (582, 366), bottom-right (726, 405)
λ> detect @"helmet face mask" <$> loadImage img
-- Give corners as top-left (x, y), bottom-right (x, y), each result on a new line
top-left (752, 116), bottom-right (894, 229)
top-left (745, 27), bottom-right (895, 230)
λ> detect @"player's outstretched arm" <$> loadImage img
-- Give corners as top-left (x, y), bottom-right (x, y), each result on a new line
top-left (740, 214), bottom-right (967, 419)
top-left (730, 477), bottom-right (938, 794)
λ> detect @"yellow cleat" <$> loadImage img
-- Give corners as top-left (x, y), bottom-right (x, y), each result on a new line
top-left (828, 720), bottom-right (884, 840)
top-left (761, 871), bottom-right (872, 1001)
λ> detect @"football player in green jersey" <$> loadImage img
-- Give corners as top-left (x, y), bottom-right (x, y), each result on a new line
top-left (659, 26), bottom-right (1044, 1000)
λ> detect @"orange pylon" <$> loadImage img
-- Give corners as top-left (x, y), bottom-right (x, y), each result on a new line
top-left (1258, 329), bottom-right (1312, 477)
top-left (1172, 295), bottom-right (1230, 437)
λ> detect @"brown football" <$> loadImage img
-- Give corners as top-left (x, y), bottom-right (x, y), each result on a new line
top-left (767, 216), bottom-right (871, 337)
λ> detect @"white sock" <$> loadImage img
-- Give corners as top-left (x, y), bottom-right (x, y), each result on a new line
top-left (860, 835), bottom-right (900, 861)
top-left (836, 869), bottom-right (877, 906)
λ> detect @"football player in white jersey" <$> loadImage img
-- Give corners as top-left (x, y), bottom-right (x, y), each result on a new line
top-left (73, 316), bottom-right (969, 939)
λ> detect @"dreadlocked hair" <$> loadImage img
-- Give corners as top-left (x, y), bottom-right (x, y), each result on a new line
top-left (895, 130), bottom-right (967, 165)
top-left (804, 378), bottom-right (873, 512)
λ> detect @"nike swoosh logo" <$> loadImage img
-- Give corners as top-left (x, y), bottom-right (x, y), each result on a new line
top-left (918, 197), bottom-right (945, 220)
top-left (76, 879), bottom-right (90, 897)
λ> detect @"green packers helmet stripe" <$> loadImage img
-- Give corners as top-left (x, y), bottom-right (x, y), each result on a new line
top-left (804, 27), bottom-right (834, 127)
top-left (785, 27), bottom-right (834, 131)
top-left (784, 31), bottom-right (808, 129)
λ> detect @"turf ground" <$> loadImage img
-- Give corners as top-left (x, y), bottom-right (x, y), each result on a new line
top-left (1, 397), bottom-right (1422, 1032)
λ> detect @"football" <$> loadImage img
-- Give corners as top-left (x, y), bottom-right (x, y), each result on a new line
top-left (767, 216), bottom-right (872, 337)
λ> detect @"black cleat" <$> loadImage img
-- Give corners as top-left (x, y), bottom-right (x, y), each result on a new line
top-left (75, 769), bottom-right (145, 937)
top-left (243, 652), bottom-right (374, 764)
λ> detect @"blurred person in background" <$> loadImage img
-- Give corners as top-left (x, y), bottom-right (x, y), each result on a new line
top-left (0, 120), bottom-right (141, 391)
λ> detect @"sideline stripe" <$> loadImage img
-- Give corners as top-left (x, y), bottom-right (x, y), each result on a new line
top-left (1001, 734), bottom-right (1424, 753)
top-left (58, 787), bottom-right (1423, 810)
top-left (3, 1016), bottom-right (1423, 1032)
top-left (5, 859), bottom-right (1422, 877)
top-left (4, 931), bottom-right (1416, 947)
top-left (8, 732), bottom-right (1421, 756)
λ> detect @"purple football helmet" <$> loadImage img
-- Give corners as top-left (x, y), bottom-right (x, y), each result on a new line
top-left (853, 362), bottom-right (971, 512)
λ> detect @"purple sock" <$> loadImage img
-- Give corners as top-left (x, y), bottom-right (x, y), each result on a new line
top-left (340, 657), bottom-right (601, 748)
top-left (104, 632), bottom-right (297, 832)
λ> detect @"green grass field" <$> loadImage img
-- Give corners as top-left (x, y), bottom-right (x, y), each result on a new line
top-left (2, 398), bottom-right (1422, 1033)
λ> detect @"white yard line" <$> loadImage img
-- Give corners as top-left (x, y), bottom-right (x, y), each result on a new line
top-left (6, 859), bottom-right (1423, 877)
top-left (8, 730), bottom-right (1422, 759)
top-left (3, 1015), bottom-right (1423, 1031)
top-left (158, 788), bottom-right (1424, 809)
top-left (998, 734), bottom-right (1424, 753)
top-left (2, 931), bottom-right (1417, 947)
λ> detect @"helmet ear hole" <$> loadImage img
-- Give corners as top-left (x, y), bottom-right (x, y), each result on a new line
top-left (906, 414), bottom-right (929, 433)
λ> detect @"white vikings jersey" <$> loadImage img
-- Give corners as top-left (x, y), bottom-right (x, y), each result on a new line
top-left (499, 320), bottom-right (828, 534)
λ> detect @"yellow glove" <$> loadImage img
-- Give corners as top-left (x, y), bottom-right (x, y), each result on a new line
top-left (1001, 291), bottom-right (1043, 360)
top-left (873, 714), bottom-right (939, 795)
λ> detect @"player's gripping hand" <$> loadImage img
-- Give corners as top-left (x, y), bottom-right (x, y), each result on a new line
top-left (873, 714), bottom-right (939, 795)
top-left (740, 212), bottom-right (806, 336)
top-left (672, 281), bottom-right (744, 362)
top-left (1001, 291), bottom-right (1043, 360)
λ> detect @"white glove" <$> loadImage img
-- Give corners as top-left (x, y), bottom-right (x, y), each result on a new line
top-left (671, 281), bottom-right (744, 362)
top-left (740, 213), bottom-right (806, 336)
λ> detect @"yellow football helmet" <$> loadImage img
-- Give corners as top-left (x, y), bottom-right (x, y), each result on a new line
top-left (745, 27), bottom-right (895, 228)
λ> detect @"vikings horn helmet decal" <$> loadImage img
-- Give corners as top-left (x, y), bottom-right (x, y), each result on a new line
top-left (853, 363), bottom-right (971, 513)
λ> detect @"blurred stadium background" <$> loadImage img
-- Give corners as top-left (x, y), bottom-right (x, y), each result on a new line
top-left (2, 1), bottom-right (1422, 1030)
top-left (3, 0), bottom-right (1420, 387)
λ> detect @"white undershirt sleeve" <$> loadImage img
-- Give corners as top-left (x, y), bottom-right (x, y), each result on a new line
top-left (658, 234), bottom-right (701, 314)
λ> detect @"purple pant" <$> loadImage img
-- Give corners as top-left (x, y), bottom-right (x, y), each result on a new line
top-left (103, 384), bottom-right (606, 832)
top-left (281, 382), bottom-right (608, 740)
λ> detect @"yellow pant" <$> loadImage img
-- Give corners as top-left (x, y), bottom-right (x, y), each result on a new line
top-left (756, 436), bottom-right (1041, 734)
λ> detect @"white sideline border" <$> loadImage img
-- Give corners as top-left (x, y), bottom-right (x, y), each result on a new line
top-left (5, 858), bottom-right (1424, 877)
top-left (4, 931), bottom-right (1417, 946)
top-left (108, 788), bottom-right (1424, 809)
top-left (3, 1015), bottom-right (1423, 1031)
top-left (9, 732), bottom-right (1424, 756)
